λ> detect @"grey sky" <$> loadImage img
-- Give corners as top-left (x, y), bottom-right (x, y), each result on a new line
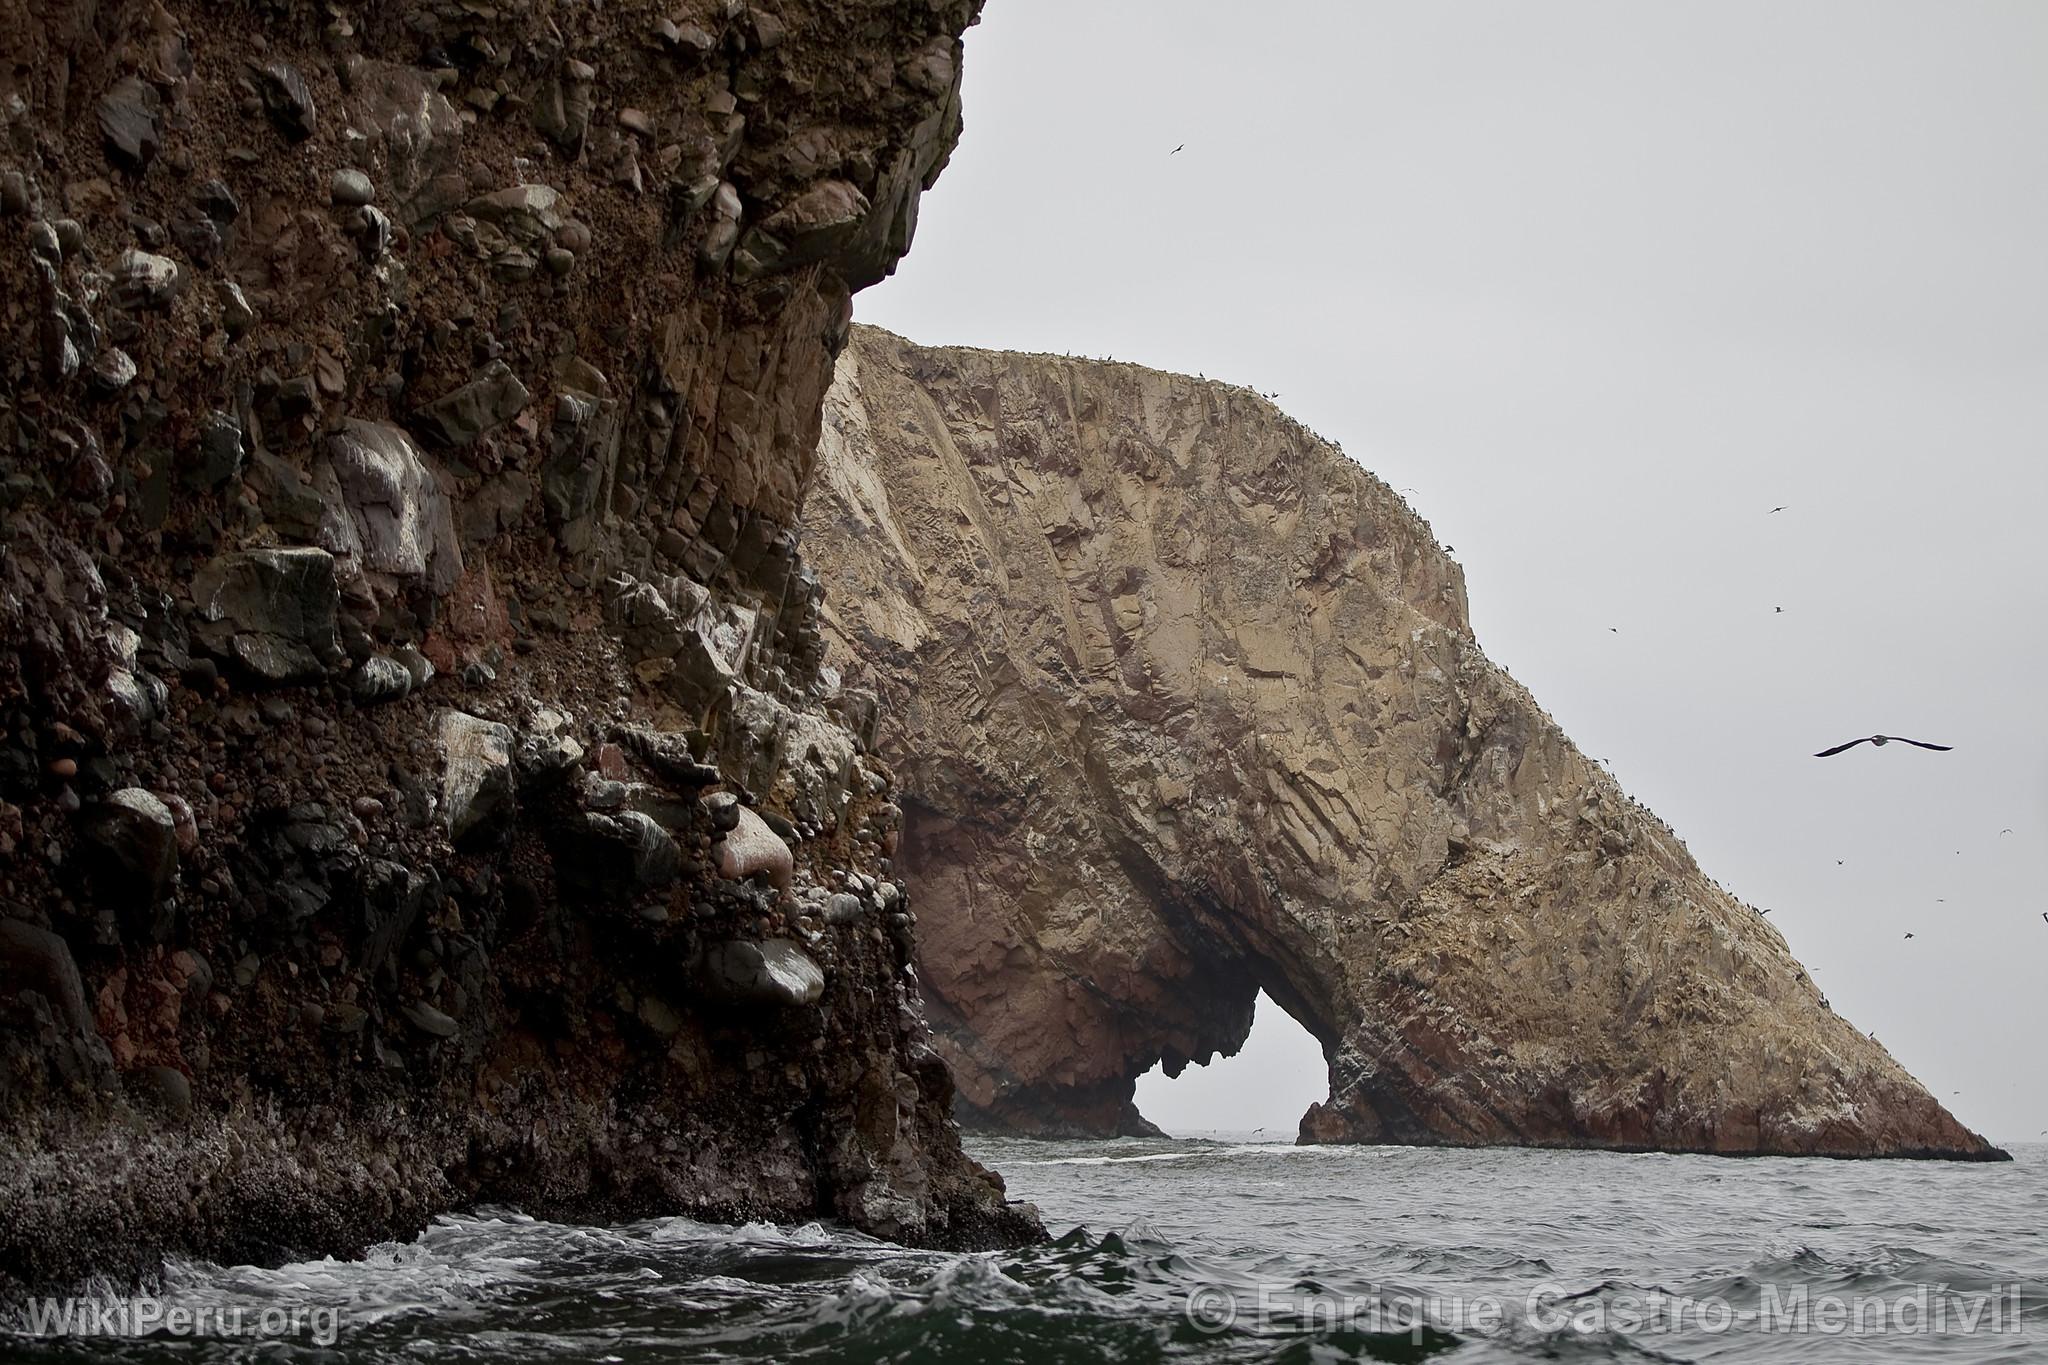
top-left (859, 1), bottom-right (2048, 1143)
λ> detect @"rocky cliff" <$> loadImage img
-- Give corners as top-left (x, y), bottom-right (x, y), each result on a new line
top-left (0, 0), bottom-right (1039, 1291)
top-left (803, 325), bottom-right (2004, 1160)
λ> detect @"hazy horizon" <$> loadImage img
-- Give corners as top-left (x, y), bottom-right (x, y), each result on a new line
top-left (859, 0), bottom-right (2048, 1144)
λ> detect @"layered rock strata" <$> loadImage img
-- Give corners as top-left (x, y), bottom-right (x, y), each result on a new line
top-left (803, 325), bottom-right (2005, 1161)
top-left (0, 0), bottom-right (1037, 1291)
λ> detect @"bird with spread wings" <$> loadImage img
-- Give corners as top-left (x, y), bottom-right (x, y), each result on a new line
top-left (1813, 735), bottom-right (1953, 758)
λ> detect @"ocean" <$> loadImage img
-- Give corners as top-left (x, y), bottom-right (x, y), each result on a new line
top-left (6, 1135), bottom-right (2043, 1362)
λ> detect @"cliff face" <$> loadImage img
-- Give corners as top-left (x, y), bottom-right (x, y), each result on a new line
top-left (804, 325), bottom-right (2003, 1160)
top-left (0, 0), bottom-right (1039, 1290)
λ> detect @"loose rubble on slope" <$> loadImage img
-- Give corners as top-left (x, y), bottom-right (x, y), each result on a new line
top-left (0, 0), bottom-right (1036, 1290)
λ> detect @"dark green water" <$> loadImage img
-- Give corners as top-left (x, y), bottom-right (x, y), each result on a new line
top-left (5, 1136), bottom-right (2043, 1362)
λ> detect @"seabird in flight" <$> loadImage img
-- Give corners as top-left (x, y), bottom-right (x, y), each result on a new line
top-left (1769, 505), bottom-right (1788, 514)
top-left (1813, 735), bottom-right (1953, 758)
top-left (1171, 144), bottom-right (1185, 155)
top-left (1903, 932), bottom-right (1914, 940)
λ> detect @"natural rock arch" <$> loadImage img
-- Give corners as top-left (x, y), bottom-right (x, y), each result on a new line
top-left (803, 325), bottom-right (2001, 1159)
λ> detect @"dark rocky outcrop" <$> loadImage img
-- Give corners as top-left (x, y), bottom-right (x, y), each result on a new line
top-left (0, 0), bottom-right (1034, 1292)
top-left (803, 325), bottom-right (2006, 1162)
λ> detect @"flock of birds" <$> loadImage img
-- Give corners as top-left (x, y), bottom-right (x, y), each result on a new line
top-left (1754, 510), bottom-right (1985, 937)
top-left (1598, 505), bottom-right (2036, 995)
top-left (1160, 156), bottom-right (2038, 1127)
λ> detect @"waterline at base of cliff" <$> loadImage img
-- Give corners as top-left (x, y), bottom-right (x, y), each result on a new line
top-left (8, 1138), bottom-right (2041, 1362)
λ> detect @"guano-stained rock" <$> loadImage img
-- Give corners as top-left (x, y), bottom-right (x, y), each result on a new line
top-left (803, 325), bottom-right (2005, 1162)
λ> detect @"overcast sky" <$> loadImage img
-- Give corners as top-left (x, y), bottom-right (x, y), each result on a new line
top-left (858, 1), bottom-right (2048, 1144)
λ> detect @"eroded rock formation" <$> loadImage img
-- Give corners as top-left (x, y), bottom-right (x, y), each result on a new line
top-left (0, 0), bottom-right (1038, 1290)
top-left (804, 325), bottom-right (2004, 1160)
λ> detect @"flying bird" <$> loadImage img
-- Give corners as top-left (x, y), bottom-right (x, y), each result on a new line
top-left (2001, 829), bottom-right (2014, 836)
top-left (2041, 912), bottom-right (2046, 924)
top-left (1774, 606), bottom-right (1784, 613)
top-left (1769, 505), bottom-right (1788, 514)
top-left (1171, 144), bottom-right (1185, 155)
top-left (1813, 735), bottom-right (1953, 758)
top-left (1903, 932), bottom-right (1914, 939)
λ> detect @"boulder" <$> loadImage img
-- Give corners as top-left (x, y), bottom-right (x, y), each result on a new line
top-left (351, 655), bottom-right (413, 703)
top-left (741, 179), bottom-right (872, 276)
top-left (562, 811), bottom-right (679, 899)
top-left (435, 710), bottom-right (514, 846)
top-left (133, 1065), bottom-right (192, 1119)
top-left (702, 940), bottom-right (824, 1007)
top-left (715, 806), bottom-right (792, 889)
top-left (702, 791), bottom-right (742, 832)
top-left (672, 624), bottom-right (742, 710)
top-left (0, 920), bottom-right (96, 1036)
top-left (250, 60), bottom-right (318, 141)
top-left (412, 361), bottom-right (530, 448)
top-left (81, 789), bottom-right (178, 905)
top-left (401, 1000), bottom-right (459, 1038)
top-left (114, 250), bottom-right (182, 311)
top-left (321, 419), bottom-right (463, 597)
top-left (189, 549), bottom-right (342, 683)
top-left (466, 184), bottom-right (563, 242)
top-left (330, 170), bottom-right (374, 206)
top-left (97, 78), bottom-right (162, 174)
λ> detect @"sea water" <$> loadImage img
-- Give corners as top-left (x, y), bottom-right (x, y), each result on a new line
top-left (6, 1135), bottom-right (2042, 1362)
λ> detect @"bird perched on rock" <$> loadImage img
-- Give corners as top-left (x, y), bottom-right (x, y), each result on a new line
top-left (1813, 735), bottom-right (1953, 757)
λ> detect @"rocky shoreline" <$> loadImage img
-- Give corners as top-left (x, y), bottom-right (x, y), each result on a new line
top-left (0, 0), bottom-right (1037, 1292)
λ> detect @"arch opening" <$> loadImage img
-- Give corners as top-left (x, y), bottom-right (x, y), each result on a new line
top-left (1131, 989), bottom-right (1329, 1138)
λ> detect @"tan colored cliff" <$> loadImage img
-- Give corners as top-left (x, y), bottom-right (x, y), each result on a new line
top-left (801, 325), bottom-right (2003, 1159)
